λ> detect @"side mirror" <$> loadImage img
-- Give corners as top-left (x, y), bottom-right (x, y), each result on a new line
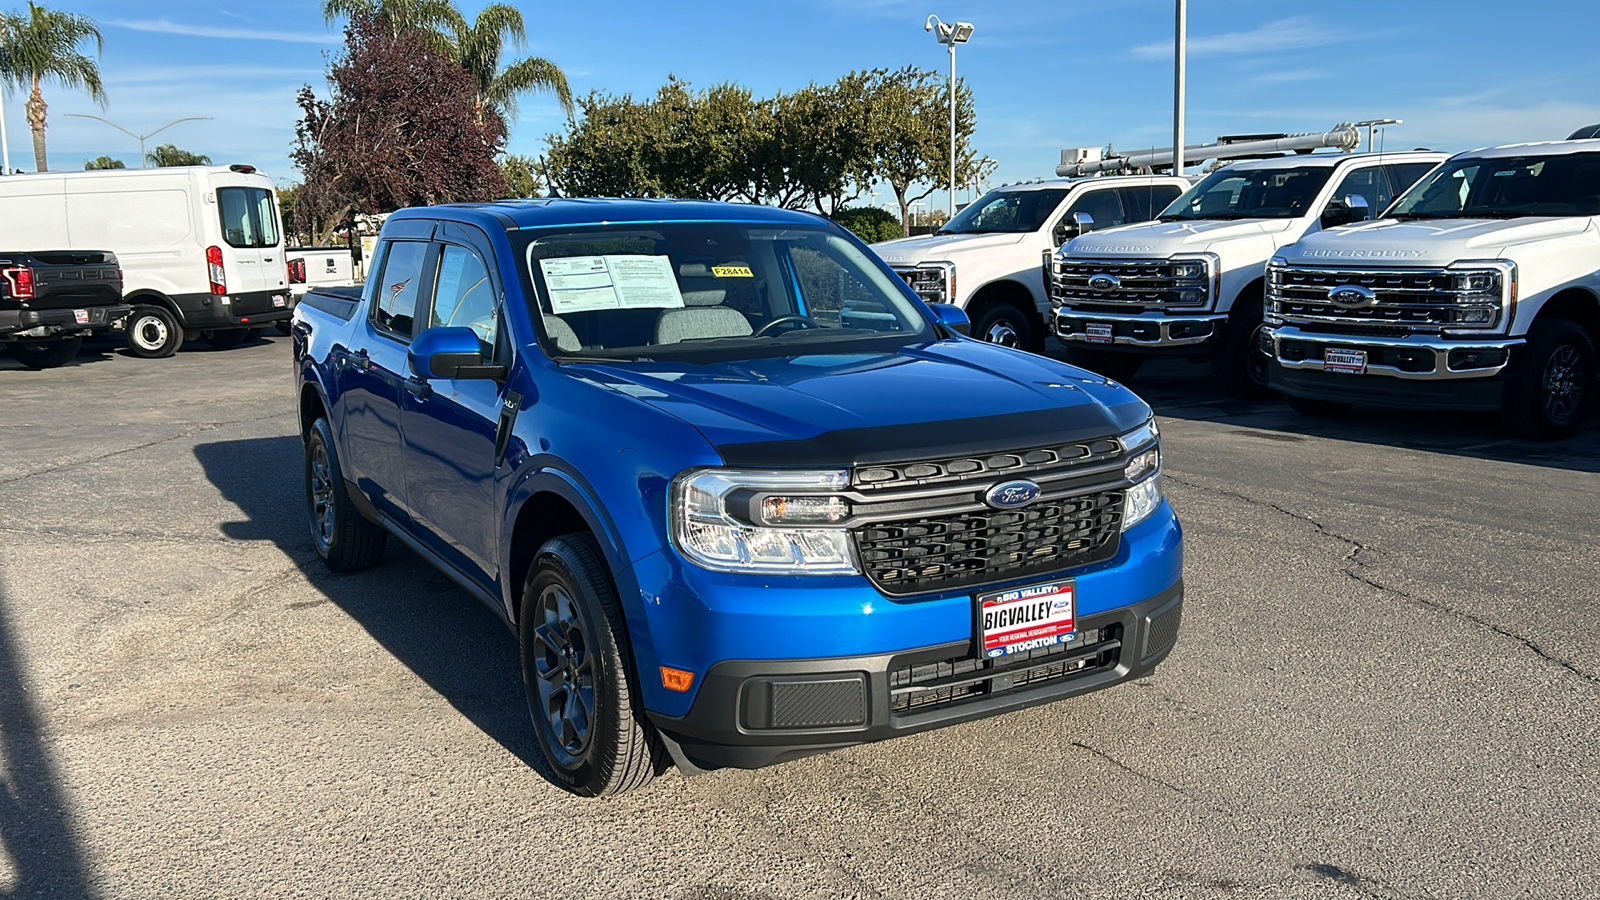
top-left (408, 326), bottom-right (505, 381)
top-left (1322, 194), bottom-right (1372, 228)
top-left (928, 302), bottom-right (970, 336)
top-left (1074, 211), bottom-right (1096, 235)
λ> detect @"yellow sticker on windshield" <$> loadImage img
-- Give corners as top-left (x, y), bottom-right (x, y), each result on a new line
top-left (712, 266), bottom-right (753, 278)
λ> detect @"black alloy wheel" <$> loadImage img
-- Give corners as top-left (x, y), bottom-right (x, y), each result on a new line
top-left (1503, 318), bottom-right (1594, 440)
top-left (304, 417), bottom-right (387, 570)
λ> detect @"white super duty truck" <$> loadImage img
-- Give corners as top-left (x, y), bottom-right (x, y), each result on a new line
top-left (1051, 151), bottom-right (1447, 393)
top-left (871, 175), bottom-right (1187, 350)
top-left (1266, 139), bottom-right (1600, 440)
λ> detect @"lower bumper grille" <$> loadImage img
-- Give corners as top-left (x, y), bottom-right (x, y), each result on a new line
top-left (890, 624), bottom-right (1122, 715)
top-left (853, 491), bottom-right (1124, 595)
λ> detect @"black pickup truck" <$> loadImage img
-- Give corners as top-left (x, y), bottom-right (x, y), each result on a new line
top-left (1, 250), bottom-right (129, 369)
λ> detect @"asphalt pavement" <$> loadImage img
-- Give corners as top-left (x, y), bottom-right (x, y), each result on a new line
top-left (1, 334), bottom-right (1596, 899)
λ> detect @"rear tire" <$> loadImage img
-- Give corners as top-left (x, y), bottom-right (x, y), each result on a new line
top-left (1065, 346), bottom-right (1143, 383)
top-left (8, 337), bottom-right (82, 370)
top-left (126, 305), bottom-right (182, 358)
top-left (1501, 318), bottom-right (1594, 441)
top-left (304, 417), bottom-right (387, 571)
top-left (1287, 394), bottom-right (1352, 417)
top-left (970, 302), bottom-right (1035, 351)
top-left (1213, 293), bottom-right (1275, 399)
top-left (521, 533), bottom-right (663, 797)
top-left (204, 329), bottom-right (247, 351)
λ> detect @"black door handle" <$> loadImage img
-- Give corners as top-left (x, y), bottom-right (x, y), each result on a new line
top-left (403, 377), bottom-right (433, 400)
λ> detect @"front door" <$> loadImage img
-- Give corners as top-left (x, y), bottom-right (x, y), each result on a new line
top-left (400, 236), bottom-right (507, 591)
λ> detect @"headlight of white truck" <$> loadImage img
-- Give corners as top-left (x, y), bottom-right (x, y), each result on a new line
top-left (1167, 252), bottom-right (1220, 307)
top-left (670, 469), bottom-right (859, 574)
top-left (900, 262), bottom-right (955, 305)
top-left (1445, 259), bottom-right (1517, 333)
top-left (1118, 418), bottom-right (1163, 531)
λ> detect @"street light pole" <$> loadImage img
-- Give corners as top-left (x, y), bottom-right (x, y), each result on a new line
top-left (65, 114), bottom-right (214, 168)
top-left (0, 11), bottom-right (11, 174)
top-left (1173, 0), bottom-right (1186, 177)
top-left (926, 15), bottom-right (973, 218)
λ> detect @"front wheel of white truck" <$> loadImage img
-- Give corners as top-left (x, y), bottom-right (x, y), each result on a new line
top-left (1502, 318), bottom-right (1594, 441)
top-left (521, 534), bottom-right (664, 797)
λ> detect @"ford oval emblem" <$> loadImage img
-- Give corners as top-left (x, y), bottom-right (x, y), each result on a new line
top-left (1328, 284), bottom-right (1378, 309)
top-left (1087, 273), bottom-right (1121, 293)
top-left (985, 480), bottom-right (1042, 510)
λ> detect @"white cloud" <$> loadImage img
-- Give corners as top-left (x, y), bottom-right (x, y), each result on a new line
top-left (1132, 16), bottom-right (1342, 60)
top-left (109, 19), bottom-right (337, 44)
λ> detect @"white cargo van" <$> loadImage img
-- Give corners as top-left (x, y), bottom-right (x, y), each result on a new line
top-left (0, 165), bottom-right (290, 356)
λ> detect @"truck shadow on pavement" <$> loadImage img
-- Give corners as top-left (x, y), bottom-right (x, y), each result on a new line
top-left (1125, 359), bottom-right (1600, 473)
top-left (193, 436), bottom-right (558, 783)
top-left (0, 576), bottom-right (94, 899)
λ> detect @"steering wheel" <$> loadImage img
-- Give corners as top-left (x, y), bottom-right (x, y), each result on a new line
top-left (754, 315), bottom-right (821, 337)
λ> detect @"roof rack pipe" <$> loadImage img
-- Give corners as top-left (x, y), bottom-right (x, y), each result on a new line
top-left (1057, 124), bottom-right (1362, 177)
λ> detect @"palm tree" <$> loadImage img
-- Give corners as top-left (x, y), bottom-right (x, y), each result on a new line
top-left (0, 2), bottom-right (105, 172)
top-left (145, 144), bottom-right (210, 167)
top-left (453, 4), bottom-right (572, 123)
top-left (321, 0), bottom-right (463, 54)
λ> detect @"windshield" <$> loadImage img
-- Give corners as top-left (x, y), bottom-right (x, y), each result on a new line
top-left (1159, 166), bottom-right (1333, 221)
top-left (1387, 152), bottom-right (1600, 220)
top-left (939, 189), bottom-right (1069, 234)
top-left (516, 222), bottom-right (933, 362)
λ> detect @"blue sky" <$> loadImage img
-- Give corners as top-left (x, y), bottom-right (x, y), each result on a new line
top-left (4, 0), bottom-right (1598, 211)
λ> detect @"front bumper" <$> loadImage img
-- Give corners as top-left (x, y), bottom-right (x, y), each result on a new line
top-left (0, 303), bottom-right (131, 339)
top-left (649, 581), bottom-right (1183, 770)
top-left (1266, 324), bottom-right (1520, 410)
top-left (1054, 308), bottom-right (1227, 353)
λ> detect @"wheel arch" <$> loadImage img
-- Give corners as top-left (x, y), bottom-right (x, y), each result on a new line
top-left (298, 381), bottom-right (329, 440)
top-left (966, 279), bottom-right (1046, 349)
top-left (125, 289), bottom-right (180, 314)
top-left (1534, 287), bottom-right (1600, 338)
top-left (1228, 276), bottom-right (1267, 316)
top-left (503, 469), bottom-right (636, 630)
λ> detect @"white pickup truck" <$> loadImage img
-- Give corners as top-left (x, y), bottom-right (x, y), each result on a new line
top-left (1266, 139), bottom-right (1600, 439)
top-left (870, 175), bottom-right (1187, 350)
top-left (1051, 151), bottom-right (1447, 393)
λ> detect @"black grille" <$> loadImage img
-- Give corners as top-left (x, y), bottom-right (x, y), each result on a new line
top-left (853, 439), bottom-right (1122, 490)
top-left (854, 491), bottom-right (1123, 595)
top-left (890, 625), bottom-right (1122, 715)
top-left (1270, 267), bottom-right (1501, 331)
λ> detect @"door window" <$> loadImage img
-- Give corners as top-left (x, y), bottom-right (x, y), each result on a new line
top-left (217, 187), bottom-right (281, 248)
top-left (1385, 163), bottom-right (1439, 198)
top-left (1330, 167), bottom-right (1392, 212)
top-left (1059, 189), bottom-right (1126, 232)
top-left (429, 244), bottom-right (498, 354)
top-left (1117, 185), bottom-right (1183, 223)
top-left (372, 240), bottom-right (429, 339)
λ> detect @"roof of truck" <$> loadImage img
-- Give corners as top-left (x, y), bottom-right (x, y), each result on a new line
top-left (1459, 138), bottom-right (1600, 158)
top-left (1221, 150), bottom-right (1449, 172)
top-left (984, 175), bottom-right (1188, 192)
top-left (397, 197), bottom-right (834, 231)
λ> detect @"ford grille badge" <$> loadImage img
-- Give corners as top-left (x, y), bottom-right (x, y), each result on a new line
top-left (985, 480), bottom-right (1042, 510)
top-left (1328, 284), bottom-right (1378, 309)
top-left (1087, 273), bottom-right (1120, 293)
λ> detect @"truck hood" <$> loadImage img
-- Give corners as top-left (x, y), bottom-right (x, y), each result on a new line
top-left (1066, 218), bottom-right (1297, 256)
top-left (1280, 217), bottom-right (1595, 267)
top-left (566, 340), bottom-right (1151, 466)
top-left (870, 232), bottom-right (1029, 264)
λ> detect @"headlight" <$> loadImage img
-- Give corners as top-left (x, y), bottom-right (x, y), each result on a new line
top-left (1171, 262), bottom-right (1204, 280)
top-left (1453, 271), bottom-right (1499, 293)
top-left (1117, 419), bottom-right (1163, 531)
top-left (670, 469), bottom-right (858, 574)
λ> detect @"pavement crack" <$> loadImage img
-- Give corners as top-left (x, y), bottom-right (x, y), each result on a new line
top-left (1071, 741), bottom-right (1192, 798)
top-left (0, 412), bottom-right (292, 486)
top-left (0, 524), bottom-right (241, 546)
top-left (1168, 473), bottom-right (1600, 687)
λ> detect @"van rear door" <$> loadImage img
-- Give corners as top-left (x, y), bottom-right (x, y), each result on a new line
top-left (214, 183), bottom-right (286, 301)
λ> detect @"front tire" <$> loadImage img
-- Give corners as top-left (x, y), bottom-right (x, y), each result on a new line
top-left (1064, 346), bottom-right (1143, 383)
top-left (8, 337), bottom-right (82, 369)
top-left (521, 534), bottom-right (663, 797)
top-left (127, 305), bottom-right (182, 358)
top-left (304, 417), bottom-right (387, 571)
top-left (1213, 293), bottom-right (1275, 398)
top-left (971, 302), bottom-right (1035, 351)
top-left (1501, 318), bottom-right (1594, 441)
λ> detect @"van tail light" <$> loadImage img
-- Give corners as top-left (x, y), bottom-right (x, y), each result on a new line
top-left (1, 266), bottom-right (35, 300)
top-left (206, 246), bottom-right (226, 295)
top-left (288, 258), bottom-right (306, 283)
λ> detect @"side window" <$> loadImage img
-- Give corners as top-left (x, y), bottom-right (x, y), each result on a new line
top-left (1060, 189), bottom-right (1125, 231)
top-left (788, 244), bottom-right (900, 332)
top-left (429, 244), bottom-right (498, 354)
top-left (1118, 185), bottom-right (1183, 223)
top-left (1386, 163), bottom-right (1438, 199)
top-left (371, 240), bottom-right (428, 340)
top-left (1330, 167), bottom-right (1390, 212)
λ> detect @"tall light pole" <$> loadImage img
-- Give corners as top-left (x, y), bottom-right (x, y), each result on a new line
top-left (925, 15), bottom-right (973, 218)
top-left (65, 114), bottom-right (213, 168)
top-left (0, 10), bottom-right (11, 174)
top-left (1173, 0), bottom-right (1186, 177)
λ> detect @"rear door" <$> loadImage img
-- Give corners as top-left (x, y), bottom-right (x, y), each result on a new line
top-left (214, 179), bottom-right (288, 306)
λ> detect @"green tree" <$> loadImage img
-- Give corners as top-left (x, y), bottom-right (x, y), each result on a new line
top-left (453, 4), bottom-right (571, 123)
top-left (82, 154), bottom-right (123, 169)
top-left (863, 66), bottom-right (983, 237)
top-left (830, 206), bottom-right (901, 243)
top-left (321, 0), bottom-right (462, 52)
top-left (145, 144), bottom-right (210, 167)
top-left (499, 153), bottom-right (542, 198)
top-left (0, 2), bottom-right (106, 172)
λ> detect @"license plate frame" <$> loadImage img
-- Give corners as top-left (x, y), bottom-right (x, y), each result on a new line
top-left (73, 308), bottom-right (89, 324)
top-left (272, 295), bottom-right (288, 309)
top-left (1085, 323), bottom-right (1114, 344)
top-left (976, 579), bottom-right (1077, 660)
top-left (1324, 347), bottom-right (1367, 375)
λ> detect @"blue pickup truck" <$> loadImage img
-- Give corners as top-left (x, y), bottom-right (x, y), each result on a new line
top-left (293, 199), bottom-right (1183, 796)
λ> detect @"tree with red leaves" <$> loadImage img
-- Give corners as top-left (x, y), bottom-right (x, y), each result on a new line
top-left (293, 12), bottom-right (506, 240)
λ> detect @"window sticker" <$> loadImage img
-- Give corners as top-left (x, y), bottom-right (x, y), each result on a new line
top-left (712, 265), bottom-right (754, 278)
top-left (538, 255), bottom-right (685, 314)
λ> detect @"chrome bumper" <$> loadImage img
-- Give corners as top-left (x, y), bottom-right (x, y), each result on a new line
top-left (1054, 309), bottom-right (1227, 347)
top-left (1266, 324), bottom-right (1523, 381)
